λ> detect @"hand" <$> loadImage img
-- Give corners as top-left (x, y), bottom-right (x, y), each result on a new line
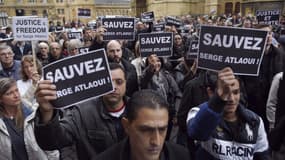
top-left (148, 63), bottom-right (156, 73)
top-left (172, 116), bottom-right (178, 126)
top-left (190, 59), bottom-right (198, 75)
top-left (31, 72), bottom-right (41, 85)
top-left (216, 67), bottom-right (236, 101)
top-left (35, 80), bottom-right (57, 123)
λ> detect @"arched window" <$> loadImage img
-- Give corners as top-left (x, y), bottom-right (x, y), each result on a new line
top-left (32, 10), bottom-right (37, 15)
top-left (235, 2), bottom-right (240, 14)
top-left (225, 2), bottom-right (233, 15)
top-left (43, 10), bottom-right (48, 17)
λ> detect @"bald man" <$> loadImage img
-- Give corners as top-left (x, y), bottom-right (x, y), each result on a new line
top-left (106, 40), bottom-right (138, 97)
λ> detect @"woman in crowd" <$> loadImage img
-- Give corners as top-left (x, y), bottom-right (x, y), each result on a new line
top-left (17, 55), bottom-right (42, 110)
top-left (141, 54), bottom-right (182, 140)
top-left (0, 78), bottom-right (59, 159)
top-left (169, 33), bottom-right (187, 68)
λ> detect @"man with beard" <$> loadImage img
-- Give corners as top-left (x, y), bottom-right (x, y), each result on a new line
top-left (106, 40), bottom-right (138, 97)
top-left (34, 63), bottom-right (129, 160)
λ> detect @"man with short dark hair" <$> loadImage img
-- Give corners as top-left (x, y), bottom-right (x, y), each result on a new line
top-left (34, 63), bottom-right (129, 159)
top-left (187, 67), bottom-right (270, 160)
top-left (96, 89), bottom-right (190, 160)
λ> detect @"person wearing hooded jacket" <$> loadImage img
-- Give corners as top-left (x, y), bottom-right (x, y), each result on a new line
top-left (187, 67), bottom-right (270, 160)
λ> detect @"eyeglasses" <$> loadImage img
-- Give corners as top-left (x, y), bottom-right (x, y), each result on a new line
top-left (0, 52), bottom-right (14, 57)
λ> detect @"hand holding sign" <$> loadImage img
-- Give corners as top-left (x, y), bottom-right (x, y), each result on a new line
top-left (198, 25), bottom-right (268, 76)
top-left (35, 80), bottom-right (57, 124)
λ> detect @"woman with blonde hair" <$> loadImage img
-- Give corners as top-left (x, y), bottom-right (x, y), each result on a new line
top-left (17, 55), bottom-right (42, 110)
top-left (0, 78), bottom-right (59, 159)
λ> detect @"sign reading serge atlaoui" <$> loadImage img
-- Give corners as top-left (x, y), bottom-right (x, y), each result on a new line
top-left (12, 17), bottom-right (48, 41)
top-left (198, 25), bottom-right (268, 76)
top-left (139, 32), bottom-right (173, 57)
top-left (102, 17), bottom-right (135, 41)
top-left (43, 49), bottom-right (114, 108)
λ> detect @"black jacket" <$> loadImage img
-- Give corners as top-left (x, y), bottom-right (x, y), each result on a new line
top-left (35, 97), bottom-right (128, 160)
top-left (95, 138), bottom-right (190, 160)
top-left (12, 43), bottom-right (32, 60)
top-left (121, 58), bottom-right (138, 97)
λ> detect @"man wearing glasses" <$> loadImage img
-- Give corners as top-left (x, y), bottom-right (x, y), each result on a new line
top-left (0, 45), bottom-right (21, 80)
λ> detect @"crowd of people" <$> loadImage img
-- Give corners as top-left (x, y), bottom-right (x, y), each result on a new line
top-left (0, 12), bottom-right (285, 160)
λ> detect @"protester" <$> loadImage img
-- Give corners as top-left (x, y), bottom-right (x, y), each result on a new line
top-left (169, 33), bottom-right (186, 68)
top-left (17, 55), bottom-right (41, 110)
top-left (36, 42), bottom-right (50, 66)
top-left (11, 41), bottom-right (32, 61)
top-left (141, 54), bottom-right (182, 140)
top-left (177, 70), bottom-right (214, 158)
top-left (187, 67), bottom-right (270, 160)
top-left (241, 24), bottom-right (284, 132)
top-left (89, 26), bottom-right (106, 51)
top-left (48, 42), bottom-right (65, 63)
top-left (82, 27), bottom-right (94, 47)
top-left (67, 39), bottom-right (82, 56)
top-left (173, 56), bottom-right (198, 92)
top-left (34, 63), bottom-right (129, 159)
top-left (0, 45), bottom-right (21, 80)
top-left (96, 89), bottom-right (190, 160)
top-left (268, 75), bottom-right (285, 160)
top-left (106, 40), bottom-right (138, 97)
top-left (131, 41), bottom-right (146, 89)
top-left (0, 78), bottom-right (59, 160)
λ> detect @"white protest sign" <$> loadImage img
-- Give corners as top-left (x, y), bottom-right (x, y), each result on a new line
top-left (12, 16), bottom-right (48, 41)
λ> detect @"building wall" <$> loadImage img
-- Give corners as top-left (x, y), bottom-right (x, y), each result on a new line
top-left (0, 0), bottom-right (131, 26)
top-left (135, 0), bottom-right (284, 19)
top-left (146, 0), bottom-right (192, 19)
top-left (241, 0), bottom-right (284, 16)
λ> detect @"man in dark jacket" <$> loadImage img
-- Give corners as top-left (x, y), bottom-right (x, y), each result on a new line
top-left (96, 89), bottom-right (190, 160)
top-left (11, 41), bottom-right (32, 60)
top-left (242, 24), bottom-right (284, 132)
top-left (89, 26), bottom-right (106, 51)
top-left (106, 40), bottom-right (138, 97)
top-left (34, 63), bottom-right (128, 160)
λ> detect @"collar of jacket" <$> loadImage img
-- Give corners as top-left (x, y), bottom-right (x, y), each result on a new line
top-left (236, 104), bottom-right (259, 126)
top-left (219, 104), bottom-right (259, 129)
top-left (99, 96), bottom-right (129, 120)
top-left (0, 104), bottom-right (34, 135)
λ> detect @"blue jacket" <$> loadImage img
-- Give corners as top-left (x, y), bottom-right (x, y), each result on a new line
top-left (0, 60), bottom-right (21, 80)
top-left (187, 96), bottom-right (269, 160)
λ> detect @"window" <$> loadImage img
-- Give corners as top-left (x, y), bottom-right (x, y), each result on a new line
top-left (28, 0), bottom-right (37, 3)
top-left (43, 10), bottom-right (48, 17)
top-left (32, 10), bottom-right (37, 15)
top-left (235, 2), bottom-right (240, 14)
top-left (57, 9), bottom-right (64, 14)
top-left (0, 0), bottom-right (4, 4)
top-left (56, 0), bottom-right (63, 3)
top-left (0, 12), bottom-right (8, 26)
top-left (225, 2), bottom-right (233, 15)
